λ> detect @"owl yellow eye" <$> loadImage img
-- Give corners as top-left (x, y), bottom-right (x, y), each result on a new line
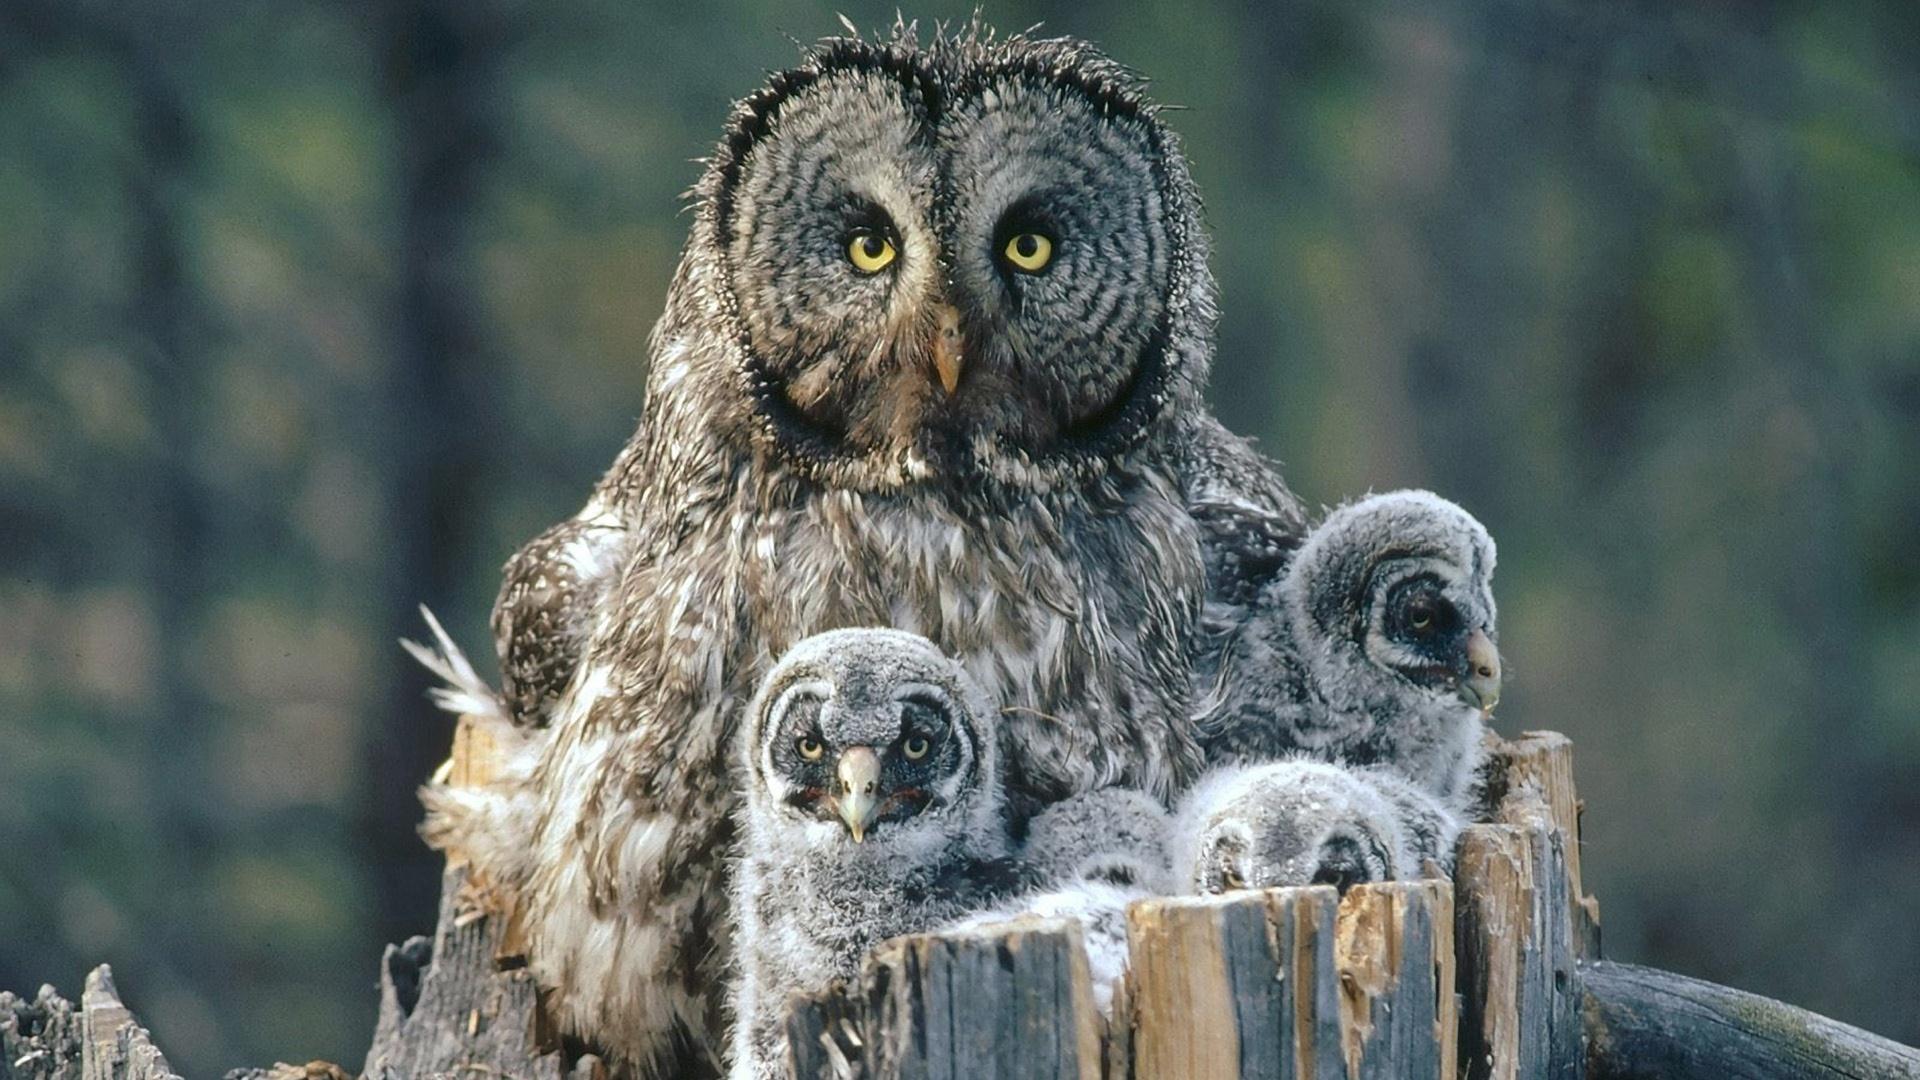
top-left (902, 735), bottom-right (930, 760)
top-left (1222, 866), bottom-right (1247, 890)
top-left (1408, 604), bottom-right (1433, 631)
top-left (1002, 232), bottom-right (1053, 273)
top-left (847, 232), bottom-right (897, 274)
top-left (796, 736), bottom-right (825, 761)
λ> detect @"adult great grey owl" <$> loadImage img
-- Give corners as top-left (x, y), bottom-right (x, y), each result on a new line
top-left (729, 629), bottom-right (1026, 1080)
top-left (426, 22), bottom-right (1303, 1076)
top-left (1200, 490), bottom-right (1501, 810)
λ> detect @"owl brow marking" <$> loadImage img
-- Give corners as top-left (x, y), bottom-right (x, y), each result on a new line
top-left (1353, 549), bottom-right (1449, 636)
top-left (760, 677), bottom-right (834, 776)
top-left (890, 681), bottom-right (950, 704)
top-left (710, 35), bottom-right (1193, 478)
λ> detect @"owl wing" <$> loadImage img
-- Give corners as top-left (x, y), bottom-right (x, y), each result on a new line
top-left (1173, 417), bottom-right (1315, 763)
top-left (491, 502), bottom-right (630, 728)
top-left (1174, 416), bottom-right (1305, 653)
top-left (1176, 415), bottom-right (1307, 547)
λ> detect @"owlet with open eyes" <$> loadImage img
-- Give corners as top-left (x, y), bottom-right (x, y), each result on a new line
top-left (1199, 491), bottom-right (1502, 811)
top-left (419, 20), bottom-right (1305, 1076)
top-left (729, 629), bottom-right (1027, 1080)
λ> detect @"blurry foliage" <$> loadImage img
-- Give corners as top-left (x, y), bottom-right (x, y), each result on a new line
top-left (1, 0), bottom-right (1917, 1073)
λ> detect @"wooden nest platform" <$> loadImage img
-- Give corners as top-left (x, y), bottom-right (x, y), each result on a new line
top-left (6, 728), bottom-right (1916, 1079)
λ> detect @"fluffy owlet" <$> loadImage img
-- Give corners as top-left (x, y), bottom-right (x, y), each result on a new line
top-left (728, 629), bottom-right (1027, 1080)
top-left (424, 22), bottom-right (1304, 1074)
top-left (968, 786), bottom-right (1175, 1014)
top-left (1199, 490), bottom-right (1501, 810)
top-left (1019, 784), bottom-right (1174, 894)
top-left (1173, 758), bottom-right (1460, 894)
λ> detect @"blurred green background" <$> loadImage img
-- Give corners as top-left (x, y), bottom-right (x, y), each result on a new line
top-left (2, 0), bottom-right (1916, 1073)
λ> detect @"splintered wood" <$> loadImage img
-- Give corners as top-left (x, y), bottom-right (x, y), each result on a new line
top-left (361, 866), bottom-right (568, 1080)
top-left (1454, 826), bottom-right (1580, 1080)
top-left (355, 713), bottom-right (569, 1078)
top-left (80, 966), bottom-right (182, 1080)
top-left (1123, 882), bottom-right (1454, 1079)
top-left (435, 712), bottom-right (506, 789)
top-left (433, 713), bottom-right (531, 965)
top-left (788, 917), bottom-right (1104, 1080)
top-left (1333, 883), bottom-right (1456, 1079)
top-left (1490, 731), bottom-right (1602, 957)
top-left (1452, 731), bottom-right (1594, 1080)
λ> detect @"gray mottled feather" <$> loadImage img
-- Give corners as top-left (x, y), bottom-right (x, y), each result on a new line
top-left (1020, 785), bottom-right (1173, 894)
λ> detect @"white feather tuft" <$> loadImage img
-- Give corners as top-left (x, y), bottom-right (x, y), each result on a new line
top-left (401, 604), bottom-right (514, 733)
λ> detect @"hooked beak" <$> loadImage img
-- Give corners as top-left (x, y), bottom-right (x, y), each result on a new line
top-left (930, 304), bottom-right (964, 395)
top-left (1458, 627), bottom-right (1503, 713)
top-left (835, 746), bottom-right (881, 843)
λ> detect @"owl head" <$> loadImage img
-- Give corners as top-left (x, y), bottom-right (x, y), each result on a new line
top-left (1176, 760), bottom-right (1410, 895)
top-left (1284, 490), bottom-right (1501, 717)
top-left (672, 22), bottom-right (1213, 491)
top-left (741, 628), bottom-right (1005, 860)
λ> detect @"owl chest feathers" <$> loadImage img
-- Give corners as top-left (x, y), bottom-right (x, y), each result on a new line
top-left (749, 468), bottom-right (1207, 799)
top-left (584, 452), bottom-right (1209, 806)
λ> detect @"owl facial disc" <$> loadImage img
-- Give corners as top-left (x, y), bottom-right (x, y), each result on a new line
top-left (705, 35), bottom-right (1210, 489)
top-left (743, 627), bottom-right (1003, 852)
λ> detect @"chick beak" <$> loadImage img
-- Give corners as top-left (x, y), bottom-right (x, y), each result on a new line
top-left (835, 746), bottom-right (881, 843)
top-left (930, 304), bottom-right (964, 395)
top-left (1460, 627), bottom-right (1503, 714)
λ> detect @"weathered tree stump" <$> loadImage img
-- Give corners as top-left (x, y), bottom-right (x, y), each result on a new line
top-left (2, 983), bottom-right (82, 1080)
top-left (358, 712), bottom-right (591, 1080)
top-left (1453, 731), bottom-right (1592, 1080)
top-left (79, 968), bottom-right (181, 1080)
top-left (0, 965), bottom-right (179, 1080)
top-left (1454, 823), bottom-right (1581, 1080)
top-left (1483, 732), bottom-right (1602, 958)
top-left (10, 721), bottom-right (1920, 1078)
top-left (1121, 879), bottom-right (1455, 1079)
top-left (359, 866), bottom-right (569, 1079)
top-left (787, 917), bottom-right (1105, 1080)
top-left (1124, 885), bottom-right (1343, 1080)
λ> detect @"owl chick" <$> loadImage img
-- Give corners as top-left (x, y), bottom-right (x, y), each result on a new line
top-left (1020, 784), bottom-right (1174, 894)
top-left (1173, 759), bottom-right (1459, 894)
top-left (1201, 490), bottom-right (1501, 811)
top-left (981, 787), bottom-right (1173, 1014)
top-left (729, 629), bottom-right (1029, 1080)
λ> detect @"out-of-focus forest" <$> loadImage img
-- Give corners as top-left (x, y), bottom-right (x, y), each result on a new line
top-left (0, 0), bottom-right (1915, 1073)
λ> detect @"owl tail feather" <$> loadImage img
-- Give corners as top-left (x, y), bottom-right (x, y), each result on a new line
top-left (403, 604), bottom-right (538, 891)
top-left (401, 604), bottom-right (516, 738)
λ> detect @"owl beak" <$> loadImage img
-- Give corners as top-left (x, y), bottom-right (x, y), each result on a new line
top-left (835, 746), bottom-right (882, 843)
top-left (1459, 627), bottom-right (1502, 713)
top-left (930, 304), bottom-right (965, 395)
